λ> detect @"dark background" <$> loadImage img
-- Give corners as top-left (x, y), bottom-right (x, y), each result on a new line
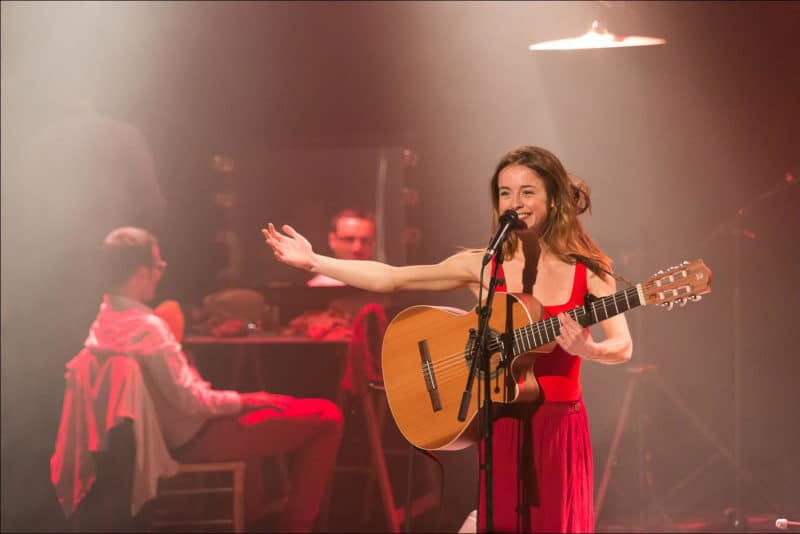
top-left (2, 1), bottom-right (798, 531)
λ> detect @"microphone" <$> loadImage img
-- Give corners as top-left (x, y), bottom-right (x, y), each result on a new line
top-left (482, 210), bottom-right (526, 266)
top-left (777, 518), bottom-right (800, 529)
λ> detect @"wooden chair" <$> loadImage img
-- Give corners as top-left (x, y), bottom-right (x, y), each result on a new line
top-left (70, 423), bottom-right (290, 533)
top-left (148, 461), bottom-right (246, 533)
top-left (148, 455), bottom-right (291, 533)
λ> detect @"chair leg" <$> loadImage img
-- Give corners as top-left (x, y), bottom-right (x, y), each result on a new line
top-left (233, 462), bottom-right (245, 534)
top-left (359, 392), bottom-right (391, 527)
top-left (405, 443), bottom-right (415, 533)
top-left (361, 392), bottom-right (401, 533)
top-left (316, 388), bottom-right (348, 530)
top-left (358, 394), bottom-right (380, 525)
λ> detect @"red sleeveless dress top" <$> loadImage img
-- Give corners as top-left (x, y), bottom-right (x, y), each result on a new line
top-left (492, 257), bottom-right (588, 402)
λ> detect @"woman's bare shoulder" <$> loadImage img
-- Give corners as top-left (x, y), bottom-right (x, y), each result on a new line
top-left (586, 265), bottom-right (616, 295)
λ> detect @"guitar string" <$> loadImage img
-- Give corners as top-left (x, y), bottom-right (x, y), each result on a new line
top-left (390, 288), bottom-right (643, 394)
top-left (389, 309), bottom-right (635, 396)
top-left (416, 276), bottom-right (674, 382)
top-left (414, 294), bottom-right (623, 382)
top-left (420, 286), bottom-right (640, 377)
top-left (402, 283), bottom-right (651, 384)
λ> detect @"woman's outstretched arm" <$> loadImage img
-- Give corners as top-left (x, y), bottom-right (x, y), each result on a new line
top-left (261, 223), bottom-right (481, 292)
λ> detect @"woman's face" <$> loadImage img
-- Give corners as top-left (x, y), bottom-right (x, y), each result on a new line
top-left (496, 164), bottom-right (551, 234)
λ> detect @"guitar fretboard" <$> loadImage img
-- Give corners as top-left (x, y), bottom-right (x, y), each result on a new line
top-left (505, 285), bottom-right (643, 356)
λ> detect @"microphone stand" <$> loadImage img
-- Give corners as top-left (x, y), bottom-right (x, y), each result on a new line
top-left (458, 249), bottom-right (507, 533)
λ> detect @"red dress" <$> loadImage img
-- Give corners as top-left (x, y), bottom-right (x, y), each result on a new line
top-left (478, 260), bottom-right (594, 533)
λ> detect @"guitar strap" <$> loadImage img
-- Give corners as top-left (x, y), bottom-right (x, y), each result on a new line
top-left (521, 240), bottom-right (541, 294)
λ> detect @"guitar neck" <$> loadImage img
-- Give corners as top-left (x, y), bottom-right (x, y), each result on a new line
top-left (510, 284), bottom-right (645, 356)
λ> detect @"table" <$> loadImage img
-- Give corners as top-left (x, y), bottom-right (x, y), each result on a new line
top-left (183, 334), bottom-right (348, 400)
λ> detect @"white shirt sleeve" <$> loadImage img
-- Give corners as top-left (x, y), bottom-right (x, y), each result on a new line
top-left (135, 316), bottom-right (242, 417)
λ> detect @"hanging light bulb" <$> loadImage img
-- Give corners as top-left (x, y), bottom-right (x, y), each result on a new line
top-left (529, 20), bottom-right (666, 51)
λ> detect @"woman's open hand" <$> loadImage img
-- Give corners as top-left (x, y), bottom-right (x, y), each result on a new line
top-left (261, 223), bottom-right (315, 271)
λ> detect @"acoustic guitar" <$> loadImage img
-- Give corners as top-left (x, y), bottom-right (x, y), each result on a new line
top-left (381, 259), bottom-right (712, 451)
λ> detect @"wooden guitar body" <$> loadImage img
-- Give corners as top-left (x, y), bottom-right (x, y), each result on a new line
top-left (381, 293), bottom-right (551, 451)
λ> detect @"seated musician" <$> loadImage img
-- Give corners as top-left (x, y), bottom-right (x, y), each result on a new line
top-left (51, 226), bottom-right (343, 533)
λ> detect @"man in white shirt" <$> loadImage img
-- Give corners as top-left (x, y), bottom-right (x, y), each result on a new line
top-left (55, 227), bottom-right (342, 533)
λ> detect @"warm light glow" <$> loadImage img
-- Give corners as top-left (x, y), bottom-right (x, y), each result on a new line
top-left (529, 20), bottom-right (666, 51)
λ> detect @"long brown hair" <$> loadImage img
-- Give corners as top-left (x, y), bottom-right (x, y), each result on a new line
top-left (489, 146), bottom-right (612, 277)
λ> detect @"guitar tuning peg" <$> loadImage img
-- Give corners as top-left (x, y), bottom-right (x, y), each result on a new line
top-left (656, 270), bottom-right (665, 275)
top-left (682, 260), bottom-right (689, 265)
top-left (689, 294), bottom-right (702, 302)
top-left (677, 298), bottom-right (688, 307)
top-left (660, 301), bottom-right (674, 311)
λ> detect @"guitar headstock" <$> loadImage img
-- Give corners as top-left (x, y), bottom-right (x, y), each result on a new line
top-left (642, 259), bottom-right (712, 310)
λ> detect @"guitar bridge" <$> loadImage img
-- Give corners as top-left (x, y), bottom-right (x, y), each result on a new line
top-left (418, 339), bottom-right (442, 412)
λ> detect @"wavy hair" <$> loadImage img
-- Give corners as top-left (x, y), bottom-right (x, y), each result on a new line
top-left (489, 146), bottom-right (611, 278)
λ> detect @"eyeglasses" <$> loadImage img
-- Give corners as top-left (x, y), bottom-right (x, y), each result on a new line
top-left (335, 236), bottom-right (373, 245)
